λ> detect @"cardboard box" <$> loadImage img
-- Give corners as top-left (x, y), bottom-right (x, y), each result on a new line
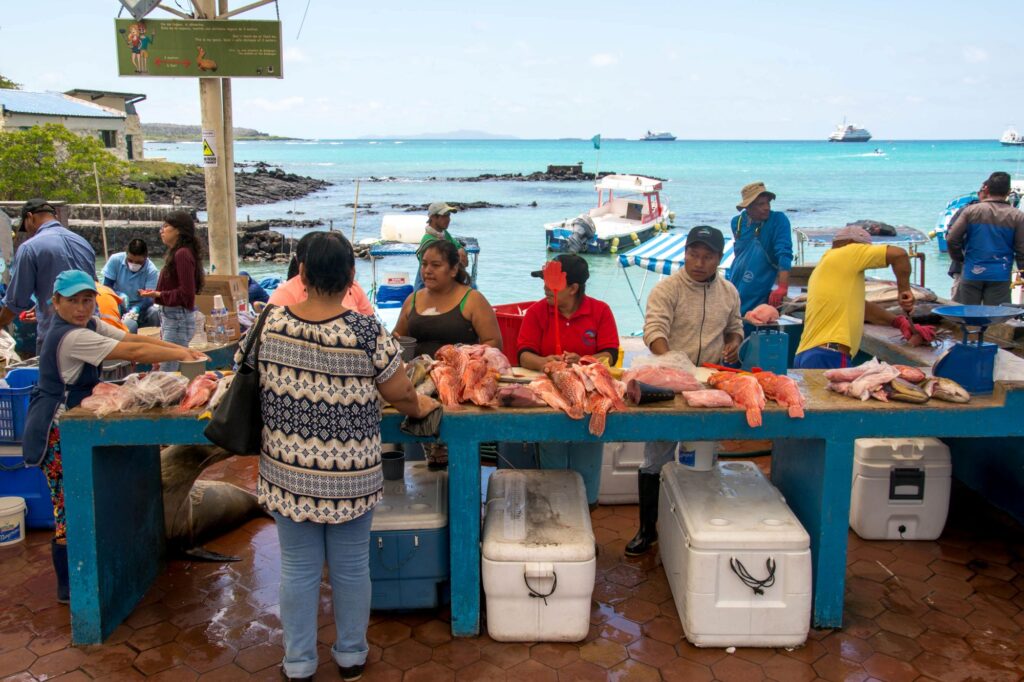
top-left (195, 294), bottom-right (247, 317)
top-left (200, 275), bottom-right (248, 304)
top-left (205, 312), bottom-right (241, 341)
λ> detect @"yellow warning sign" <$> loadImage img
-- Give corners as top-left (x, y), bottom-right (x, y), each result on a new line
top-left (201, 129), bottom-right (217, 167)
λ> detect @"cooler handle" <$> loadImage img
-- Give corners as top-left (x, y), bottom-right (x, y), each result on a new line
top-left (889, 467), bottom-right (925, 501)
top-left (523, 563), bottom-right (557, 605)
top-left (376, 534), bottom-right (420, 572)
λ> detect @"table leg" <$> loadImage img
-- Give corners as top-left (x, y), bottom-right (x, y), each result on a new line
top-left (62, 441), bottom-right (165, 644)
top-left (447, 439), bottom-right (481, 637)
top-left (771, 438), bottom-right (855, 629)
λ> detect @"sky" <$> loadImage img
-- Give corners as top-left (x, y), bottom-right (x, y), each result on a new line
top-left (1, 1), bottom-right (1021, 140)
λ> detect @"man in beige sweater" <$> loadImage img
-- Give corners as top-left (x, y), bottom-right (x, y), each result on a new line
top-left (625, 226), bottom-right (744, 557)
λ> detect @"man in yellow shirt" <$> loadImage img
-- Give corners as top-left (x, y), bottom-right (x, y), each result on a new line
top-left (794, 225), bottom-right (928, 369)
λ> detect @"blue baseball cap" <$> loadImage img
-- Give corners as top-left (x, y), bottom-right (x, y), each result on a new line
top-left (54, 270), bottom-right (98, 297)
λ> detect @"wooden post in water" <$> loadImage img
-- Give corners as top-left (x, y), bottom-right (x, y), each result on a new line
top-left (351, 180), bottom-right (361, 243)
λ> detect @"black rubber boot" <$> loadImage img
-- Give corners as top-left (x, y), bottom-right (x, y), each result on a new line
top-left (51, 539), bottom-right (70, 604)
top-left (624, 472), bottom-right (660, 557)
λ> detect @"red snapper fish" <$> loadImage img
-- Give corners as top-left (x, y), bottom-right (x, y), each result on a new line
top-left (179, 374), bottom-right (218, 411)
top-left (528, 378), bottom-right (583, 420)
top-left (576, 360), bottom-right (627, 411)
top-left (431, 365), bottom-right (462, 408)
top-left (544, 360), bottom-right (588, 418)
top-left (754, 372), bottom-right (806, 418)
top-left (708, 372), bottom-right (766, 427)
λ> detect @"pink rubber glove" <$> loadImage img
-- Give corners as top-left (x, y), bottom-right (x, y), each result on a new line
top-left (767, 284), bottom-right (787, 307)
top-left (913, 324), bottom-right (936, 343)
top-left (891, 316), bottom-right (913, 340)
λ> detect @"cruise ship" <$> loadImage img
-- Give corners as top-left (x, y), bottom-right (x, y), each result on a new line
top-left (1000, 127), bottom-right (1024, 146)
top-left (642, 130), bottom-right (676, 141)
top-left (828, 121), bottom-right (872, 142)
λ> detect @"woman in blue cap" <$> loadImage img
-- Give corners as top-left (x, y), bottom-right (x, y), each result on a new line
top-left (22, 270), bottom-right (208, 604)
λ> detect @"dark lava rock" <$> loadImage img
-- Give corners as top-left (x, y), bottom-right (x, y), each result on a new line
top-left (126, 165), bottom-right (331, 209)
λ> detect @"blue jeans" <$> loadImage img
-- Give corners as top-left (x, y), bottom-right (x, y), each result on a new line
top-left (272, 510), bottom-right (374, 678)
top-left (793, 346), bottom-right (849, 370)
top-left (160, 306), bottom-right (195, 370)
top-left (538, 442), bottom-right (603, 505)
top-left (123, 306), bottom-right (161, 334)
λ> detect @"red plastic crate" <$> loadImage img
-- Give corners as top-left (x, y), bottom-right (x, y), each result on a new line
top-left (493, 301), bottom-right (536, 366)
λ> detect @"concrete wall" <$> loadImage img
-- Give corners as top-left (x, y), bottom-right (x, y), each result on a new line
top-left (0, 113), bottom-right (129, 160)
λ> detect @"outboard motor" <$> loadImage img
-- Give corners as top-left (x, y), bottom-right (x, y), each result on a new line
top-left (562, 215), bottom-right (596, 254)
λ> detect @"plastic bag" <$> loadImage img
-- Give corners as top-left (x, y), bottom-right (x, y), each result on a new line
top-left (130, 372), bottom-right (189, 411)
top-left (0, 330), bottom-right (19, 366)
top-left (627, 350), bottom-right (698, 374)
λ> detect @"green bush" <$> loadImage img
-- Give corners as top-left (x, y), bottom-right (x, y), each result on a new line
top-left (0, 124), bottom-right (145, 204)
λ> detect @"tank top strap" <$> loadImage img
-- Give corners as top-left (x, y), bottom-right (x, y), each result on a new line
top-left (458, 287), bottom-right (472, 312)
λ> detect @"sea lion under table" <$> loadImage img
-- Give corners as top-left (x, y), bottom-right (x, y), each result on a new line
top-left (161, 444), bottom-right (267, 561)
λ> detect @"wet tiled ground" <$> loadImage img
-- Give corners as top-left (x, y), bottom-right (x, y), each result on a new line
top-left (2, 454), bottom-right (1024, 681)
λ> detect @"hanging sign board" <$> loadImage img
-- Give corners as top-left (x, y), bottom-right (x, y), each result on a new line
top-left (202, 129), bottom-right (218, 167)
top-left (115, 18), bottom-right (283, 78)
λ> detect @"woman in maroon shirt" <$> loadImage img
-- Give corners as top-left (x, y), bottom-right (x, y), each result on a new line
top-left (139, 211), bottom-right (205, 369)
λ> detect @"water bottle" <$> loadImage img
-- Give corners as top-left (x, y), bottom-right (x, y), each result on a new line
top-left (209, 294), bottom-right (229, 345)
top-left (192, 311), bottom-right (207, 345)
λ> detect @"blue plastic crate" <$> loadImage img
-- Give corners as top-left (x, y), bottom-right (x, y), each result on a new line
top-left (0, 368), bottom-right (37, 444)
top-left (0, 453), bottom-right (54, 529)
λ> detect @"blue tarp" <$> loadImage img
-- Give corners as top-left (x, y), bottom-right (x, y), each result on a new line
top-left (617, 231), bottom-right (736, 275)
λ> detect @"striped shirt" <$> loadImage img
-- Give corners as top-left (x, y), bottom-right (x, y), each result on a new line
top-left (241, 306), bottom-right (402, 523)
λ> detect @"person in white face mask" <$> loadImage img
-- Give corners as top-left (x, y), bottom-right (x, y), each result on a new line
top-left (102, 238), bottom-right (161, 332)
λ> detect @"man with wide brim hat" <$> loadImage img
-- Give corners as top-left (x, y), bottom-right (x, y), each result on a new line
top-left (0, 199), bottom-right (96, 349)
top-left (414, 202), bottom-right (469, 289)
top-left (727, 182), bottom-right (794, 315)
top-left (793, 224), bottom-right (933, 369)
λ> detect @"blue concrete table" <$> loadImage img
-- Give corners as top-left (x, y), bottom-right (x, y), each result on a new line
top-left (59, 372), bottom-right (1024, 644)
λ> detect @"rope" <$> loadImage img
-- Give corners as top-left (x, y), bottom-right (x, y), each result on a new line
top-left (295, 0), bottom-right (312, 38)
top-left (729, 557), bottom-right (776, 595)
top-left (524, 570), bottom-right (558, 605)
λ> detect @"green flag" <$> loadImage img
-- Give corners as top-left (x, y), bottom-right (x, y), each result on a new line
top-left (591, 134), bottom-right (601, 150)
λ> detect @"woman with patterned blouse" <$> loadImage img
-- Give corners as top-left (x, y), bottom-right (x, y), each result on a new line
top-left (243, 232), bottom-right (439, 682)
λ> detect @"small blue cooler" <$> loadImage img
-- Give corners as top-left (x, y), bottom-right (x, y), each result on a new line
top-left (370, 461), bottom-right (449, 610)
top-left (376, 284), bottom-right (414, 309)
top-left (0, 445), bottom-right (54, 529)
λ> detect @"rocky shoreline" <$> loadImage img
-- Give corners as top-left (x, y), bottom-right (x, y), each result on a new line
top-left (125, 162), bottom-right (330, 209)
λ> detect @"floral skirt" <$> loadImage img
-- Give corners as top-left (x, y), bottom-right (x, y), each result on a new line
top-left (41, 426), bottom-right (66, 540)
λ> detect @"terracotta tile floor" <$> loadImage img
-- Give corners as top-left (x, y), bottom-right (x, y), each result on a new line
top-left (2, 454), bottom-right (1024, 681)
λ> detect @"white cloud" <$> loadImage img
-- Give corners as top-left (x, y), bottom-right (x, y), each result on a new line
top-left (244, 96), bottom-right (305, 112)
top-left (590, 53), bottom-right (618, 67)
top-left (962, 46), bottom-right (988, 63)
top-left (905, 95), bottom-right (925, 104)
top-left (284, 47), bottom-right (308, 63)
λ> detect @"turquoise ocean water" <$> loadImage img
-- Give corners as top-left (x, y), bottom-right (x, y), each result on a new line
top-left (146, 139), bottom-right (1024, 333)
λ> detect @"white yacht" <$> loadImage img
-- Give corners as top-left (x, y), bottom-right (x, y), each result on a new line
top-left (828, 120), bottom-right (872, 142)
top-left (642, 130), bottom-right (676, 141)
top-left (1000, 127), bottom-right (1024, 146)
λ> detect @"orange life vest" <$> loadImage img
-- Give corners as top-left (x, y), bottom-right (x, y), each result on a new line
top-left (95, 283), bottom-right (128, 332)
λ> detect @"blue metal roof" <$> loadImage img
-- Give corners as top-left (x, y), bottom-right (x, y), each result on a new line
top-left (0, 91), bottom-right (124, 119)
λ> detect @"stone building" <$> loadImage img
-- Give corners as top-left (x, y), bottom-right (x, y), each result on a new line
top-left (65, 89), bottom-right (147, 160)
top-left (0, 89), bottom-right (138, 160)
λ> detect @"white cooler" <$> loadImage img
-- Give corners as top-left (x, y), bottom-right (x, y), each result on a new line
top-left (659, 461), bottom-right (811, 648)
top-left (482, 470), bottom-right (596, 642)
top-left (850, 438), bottom-right (951, 540)
top-left (598, 442), bottom-right (645, 504)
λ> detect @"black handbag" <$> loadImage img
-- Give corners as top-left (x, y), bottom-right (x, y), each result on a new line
top-left (203, 304), bottom-right (276, 455)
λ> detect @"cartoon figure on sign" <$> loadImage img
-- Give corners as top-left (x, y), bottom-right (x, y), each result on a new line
top-left (196, 47), bottom-right (218, 72)
top-left (120, 22), bottom-right (143, 72)
top-left (137, 22), bottom-right (154, 73)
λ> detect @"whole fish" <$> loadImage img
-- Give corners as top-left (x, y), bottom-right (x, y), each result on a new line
top-left (577, 362), bottom-right (628, 411)
top-left (754, 372), bottom-right (806, 418)
top-left (529, 378), bottom-right (584, 419)
top-left (710, 373), bottom-right (765, 427)
top-left (924, 377), bottom-right (970, 403)
top-left (887, 377), bottom-right (930, 404)
top-left (179, 375), bottom-right (218, 411)
top-left (544, 360), bottom-right (589, 417)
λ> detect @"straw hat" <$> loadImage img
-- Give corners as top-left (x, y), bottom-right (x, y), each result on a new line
top-left (736, 182), bottom-right (776, 210)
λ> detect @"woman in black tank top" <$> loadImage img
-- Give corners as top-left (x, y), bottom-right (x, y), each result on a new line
top-left (393, 240), bottom-right (502, 359)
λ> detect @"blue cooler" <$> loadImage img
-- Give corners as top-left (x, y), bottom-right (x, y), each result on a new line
top-left (0, 445), bottom-right (54, 529)
top-left (376, 284), bottom-right (413, 309)
top-left (370, 462), bottom-right (449, 610)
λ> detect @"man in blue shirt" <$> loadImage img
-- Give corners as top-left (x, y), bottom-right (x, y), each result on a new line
top-left (0, 199), bottom-right (96, 349)
top-left (102, 239), bottom-right (160, 332)
top-left (727, 182), bottom-right (793, 315)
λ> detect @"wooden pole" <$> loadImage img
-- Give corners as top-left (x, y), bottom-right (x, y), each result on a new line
top-left (219, 0), bottom-right (239, 275)
top-left (195, 0), bottom-right (233, 275)
top-left (93, 162), bottom-right (109, 260)
top-left (351, 179), bottom-right (361, 243)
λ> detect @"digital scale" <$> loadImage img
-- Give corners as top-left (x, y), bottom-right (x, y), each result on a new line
top-left (739, 316), bottom-right (803, 375)
top-left (932, 305), bottom-right (1023, 394)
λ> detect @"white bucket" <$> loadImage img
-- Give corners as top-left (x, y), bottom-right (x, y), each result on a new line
top-left (677, 441), bottom-right (718, 471)
top-left (0, 496), bottom-right (27, 547)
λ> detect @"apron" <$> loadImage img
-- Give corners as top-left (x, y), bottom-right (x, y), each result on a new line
top-left (21, 316), bottom-right (102, 466)
top-left (728, 213), bottom-right (780, 315)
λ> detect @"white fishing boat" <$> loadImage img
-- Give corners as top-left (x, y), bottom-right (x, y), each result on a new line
top-left (828, 120), bottom-right (872, 142)
top-left (641, 130), bottom-right (676, 141)
top-left (544, 174), bottom-right (673, 254)
top-left (1000, 127), bottom-right (1024, 146)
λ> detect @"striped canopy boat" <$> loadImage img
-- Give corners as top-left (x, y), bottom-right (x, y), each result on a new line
top-left (617, 230), bottom-right (736, 275)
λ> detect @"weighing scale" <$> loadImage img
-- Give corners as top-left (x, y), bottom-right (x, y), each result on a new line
top-left (739, 316), bottom-right (803, 375)
top-left (932, 305), bottom-right (1023, 394)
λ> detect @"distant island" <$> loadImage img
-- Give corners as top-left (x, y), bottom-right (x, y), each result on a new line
top-left (143, 123), bottom-right (296, 142)
top-left (359, 129), bottom-right (518, 140)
